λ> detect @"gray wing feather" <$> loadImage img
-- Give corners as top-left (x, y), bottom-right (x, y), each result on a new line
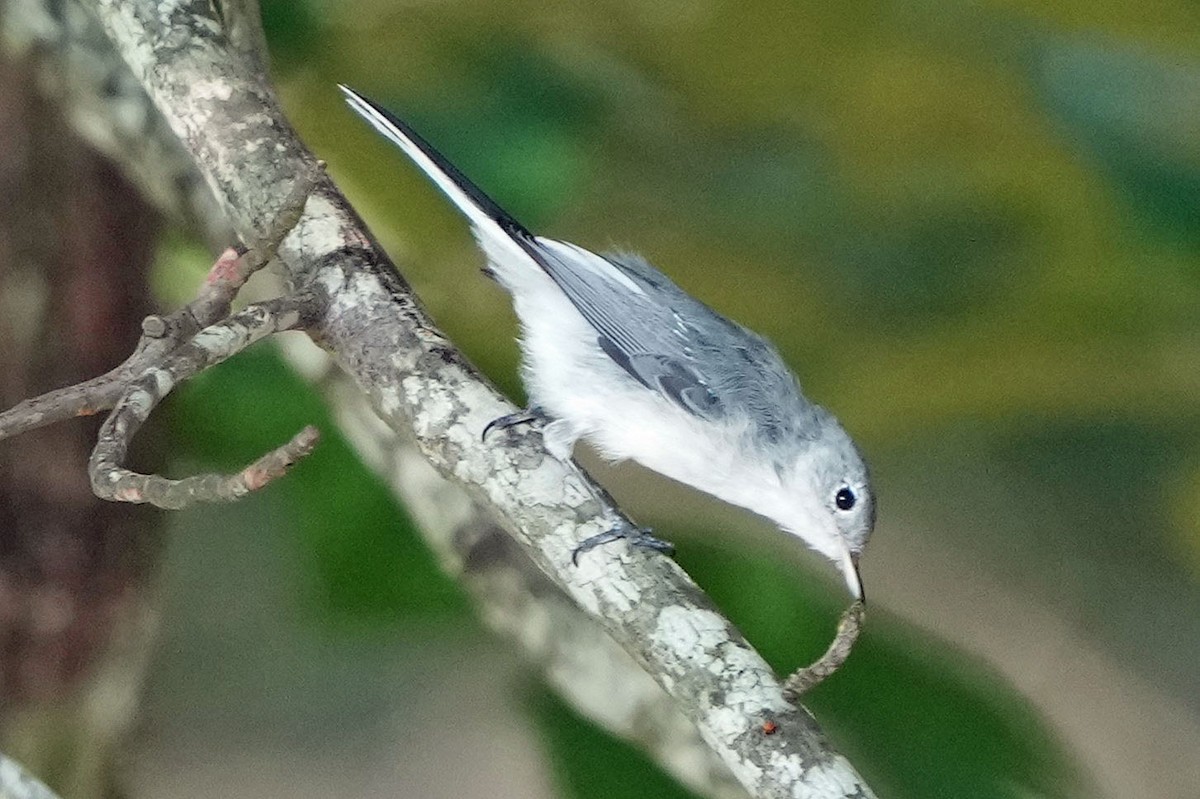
top-left (529, 242), bottom-right (720, 415)
top-left (530, 242), bottom-right (817, 444)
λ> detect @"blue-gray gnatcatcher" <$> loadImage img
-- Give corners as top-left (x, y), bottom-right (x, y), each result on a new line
top-left (340, 86), bottom-right (875, 601)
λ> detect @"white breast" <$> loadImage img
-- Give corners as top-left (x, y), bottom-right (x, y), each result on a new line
top-left (479, 229), bottom-right (793, 530)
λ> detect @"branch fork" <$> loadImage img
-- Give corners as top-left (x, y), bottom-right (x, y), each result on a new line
top-left (0, 178), bottom-right (323, 509)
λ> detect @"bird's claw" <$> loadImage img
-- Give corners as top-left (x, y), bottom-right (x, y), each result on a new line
top-left (571, 523), bottom-right (675, 566)
top-left (482, 408), bottom-right (544, 442)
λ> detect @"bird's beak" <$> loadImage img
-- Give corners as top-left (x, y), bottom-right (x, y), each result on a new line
top-left (841, 549), bottom-right (865, 603)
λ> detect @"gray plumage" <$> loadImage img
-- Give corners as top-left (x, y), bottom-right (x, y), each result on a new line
top-left (547, 247), bottom-right (819, 443)
top-left (340, 85), bottom-right (874, 599)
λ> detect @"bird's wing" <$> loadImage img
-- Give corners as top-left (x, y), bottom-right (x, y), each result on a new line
top-left (525, 240), bottom-right (733, 419)
top-left (536, 247), bottom-right (818, 444)
top-left (340, 86), bottom-right (765, 422)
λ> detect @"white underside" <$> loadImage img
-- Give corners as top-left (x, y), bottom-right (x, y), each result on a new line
top-left (479, 231), bottom-right (791, 526)
top-left (338, 86), bottom-right (857, 593)
top-left (482, 228), bottom-right (857, 596)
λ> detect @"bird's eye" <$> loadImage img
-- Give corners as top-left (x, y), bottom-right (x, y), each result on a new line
top-left (835, 487), bottom-right (856, 511)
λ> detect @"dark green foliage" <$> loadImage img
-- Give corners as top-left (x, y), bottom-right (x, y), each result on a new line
top-left (258, 0), bottom-right (321, 65)
top-left (526, 685), bottom-right (700, 799)
top-left (1031, 38), bottom-right (1200, 247)
top-left (678, 541), bottom-right (1081, 799)
top-left (169, 345), bottom-right (469, 625)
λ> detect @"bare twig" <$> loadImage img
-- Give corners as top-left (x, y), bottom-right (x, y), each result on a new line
top-left (0, 169), bottom-right (324, 510)
top-left (0, 367), bottom-right (139, 440)
top-left (0, 173), bottom-right (313, 443)
top-left (783, 602), bottom-right (866, 699)
top-left (93, 421), bottom-right (319, 508)
top-left (89, 293), bottom-right (322, 508)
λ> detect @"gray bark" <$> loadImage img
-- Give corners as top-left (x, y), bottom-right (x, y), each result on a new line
top-left (0, 45), bottom-right (164, 799)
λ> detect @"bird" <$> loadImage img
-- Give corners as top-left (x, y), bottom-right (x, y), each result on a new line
top-left (339, 85), bottom-right (874, 600)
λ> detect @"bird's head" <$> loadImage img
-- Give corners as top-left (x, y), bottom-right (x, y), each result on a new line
top-left (767, 412), bottom-right (874, 601)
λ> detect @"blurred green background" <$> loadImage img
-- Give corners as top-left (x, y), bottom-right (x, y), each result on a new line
top-left (133, 1), bottom-right (1200, 798)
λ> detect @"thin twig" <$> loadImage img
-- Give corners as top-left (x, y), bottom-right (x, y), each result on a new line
top-left (193, 171), bottom-right (314, 312)
top-left (0, 173), bottom-right (314, 443)
top-left (783, 601), bottom-right (866, 699)
top-left (89, 293), bottom-right (321, 508)
top-left (97, 424), bottom-right (320, 508)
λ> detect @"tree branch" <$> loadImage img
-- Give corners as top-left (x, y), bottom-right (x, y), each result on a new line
top-left (0, 172), bottom-right (309, 442)
top-left (2, 0), bottom-right (878, 796)
top-left (87, 291), bottom-right (321, 508)
top-left (317, 368), bottom-right (754, 799)
top-left (0, 175), bottom-right (323, 508)
top-left (783, 602), bottom-right (865, 700)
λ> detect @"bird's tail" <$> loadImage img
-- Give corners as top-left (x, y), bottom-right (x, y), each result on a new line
top-left (339, 85), bottom-right (533, 250)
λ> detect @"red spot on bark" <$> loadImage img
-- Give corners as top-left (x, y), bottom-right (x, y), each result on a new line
top-left (241, 467), bottom-right (270, 491)
top-left (762, 720), bottom-right (779, 735)
top-left (114, 487), bottom-right (143, 502)
top-left (205, 247), bottom-right (244, 286)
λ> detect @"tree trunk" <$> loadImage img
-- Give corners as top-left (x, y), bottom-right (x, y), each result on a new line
top-left (0, 51), bottom-right (165, 799)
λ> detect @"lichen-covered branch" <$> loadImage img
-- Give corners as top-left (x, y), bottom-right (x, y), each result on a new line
top-left (1, 0), bottom-right (878, 795)
top-left (318, 364), bottom-right (753, 799)
top-left (88, 292), bottom-right (322, 508)
top-left (0, 174), bottom-right (309, 443)
top-left (0, 180), bottom-right (323, 510)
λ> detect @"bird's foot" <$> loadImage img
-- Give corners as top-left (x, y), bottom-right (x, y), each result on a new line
top-left (571, 522), bottom-right (675, 566)
top-left (482, 407), bottom-right (545, 442)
